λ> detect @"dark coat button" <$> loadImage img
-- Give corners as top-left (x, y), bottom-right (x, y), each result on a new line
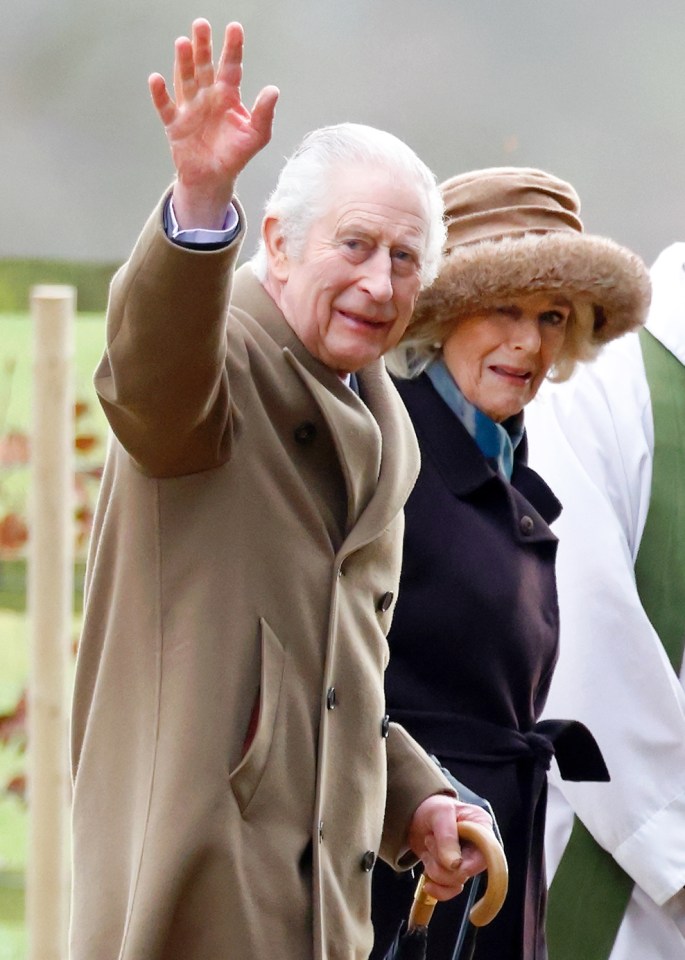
top-left (377, 591), bottom-right (394, 612)
top-left (381, 715), bottom-right (390, 738)
top-left (519, 515), bottom-right (535, 535)
top-left (360, 850), bottom-right (376, 872)
top-left (318, 820), bottom-right (324, 842)
top-left (326, 687), bottom-right (337, 710)
top-left (294, 421), bottom-right (317, 444)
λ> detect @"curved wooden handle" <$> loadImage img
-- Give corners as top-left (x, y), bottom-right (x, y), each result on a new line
top-left (408, 819), bottom-right (509, 931)
top-left (457, 820), bottom-right (508, 926)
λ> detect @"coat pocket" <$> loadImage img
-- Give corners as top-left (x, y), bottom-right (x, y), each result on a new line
top-left (229, 618), bottom-right (286, 816)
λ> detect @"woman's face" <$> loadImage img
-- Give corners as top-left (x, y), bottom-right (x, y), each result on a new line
top-left (441, 291), bottom-right (571, 422)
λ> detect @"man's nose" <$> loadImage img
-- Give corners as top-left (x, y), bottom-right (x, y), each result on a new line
top-left (359, 252), bottom-right (394, 302)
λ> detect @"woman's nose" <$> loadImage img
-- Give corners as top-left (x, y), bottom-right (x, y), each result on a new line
top-left (512, 316), bottom-right (541, 350)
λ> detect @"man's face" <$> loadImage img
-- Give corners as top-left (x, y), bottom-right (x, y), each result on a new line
top-left (266, 163), bottom-right (430, 374)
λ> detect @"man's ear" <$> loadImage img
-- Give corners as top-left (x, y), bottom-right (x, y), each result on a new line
top-left (262, 217), bottom-right (290, 281)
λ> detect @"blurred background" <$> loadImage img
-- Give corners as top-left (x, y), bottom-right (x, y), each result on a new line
top-left (2, 1), bottom-right (685, 956)
top-left (5, 0), bottom-right (685, 269)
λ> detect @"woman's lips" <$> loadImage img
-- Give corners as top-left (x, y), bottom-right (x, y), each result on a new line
top-left (489, 364), bottom-right (532, 383)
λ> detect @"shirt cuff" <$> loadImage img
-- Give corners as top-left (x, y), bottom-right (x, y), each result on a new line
top-left (614, 789), bottom-right (685, 905)
top-left (164, 196), bottom-right (240, 248)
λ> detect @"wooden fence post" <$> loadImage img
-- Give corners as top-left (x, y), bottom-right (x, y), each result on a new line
top-left (27, 285), bottom-right (75, 960)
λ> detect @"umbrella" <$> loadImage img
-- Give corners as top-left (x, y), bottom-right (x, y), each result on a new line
top-left (382, 818), bottom-right (509, 960)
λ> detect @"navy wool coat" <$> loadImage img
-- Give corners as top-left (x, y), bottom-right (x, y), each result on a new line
top-left (371, 372), bottom-right (563, 960)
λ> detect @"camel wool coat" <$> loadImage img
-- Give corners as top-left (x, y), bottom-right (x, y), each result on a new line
top-left (70, 195), bottom-right (452, 960)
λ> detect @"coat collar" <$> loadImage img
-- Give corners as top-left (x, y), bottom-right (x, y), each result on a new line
top-left (232, 264), bottom-right (420, 547)
top-left (395, 373), bottom-right (561, 530)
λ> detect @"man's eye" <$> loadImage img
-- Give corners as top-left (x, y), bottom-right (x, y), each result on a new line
top-left (392, 249), bottom-right (419, 271)
top-left (344, 239), bottom-right (365, 251)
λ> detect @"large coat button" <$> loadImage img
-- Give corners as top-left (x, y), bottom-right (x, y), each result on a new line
top-left (294, 421), bottom-right (317, 444)
top-left (519, 515), bottom-right (535, 536)
top-left (326, 687), bottom-right (337, 710)
top-left (381, 715), bottom-right (390, 738)
top-left (377, 591), bottom-right (394, 612)
top-left (360, 850), bottom-right (376, 872)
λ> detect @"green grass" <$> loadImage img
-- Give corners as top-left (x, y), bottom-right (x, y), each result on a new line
top-left (0, 611), bottom-right (29, 957)
top-left (0, 259), bottom-right (120, 313)
top-left (0, 899), bottom-right (26, 960)
top-left (0, 561), bottom-right (87, 615)
top-left (0, 611), bottom-right (28, 715)
top-left (0, 312), bottom-right (107, 436)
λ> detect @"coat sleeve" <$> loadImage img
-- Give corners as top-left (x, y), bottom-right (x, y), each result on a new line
top-left (526, 335), bottom-right (685, 906)
top-left (380, 721), bottom-right (456, 869)
top-left (94, 190), bottom-right (245, 477)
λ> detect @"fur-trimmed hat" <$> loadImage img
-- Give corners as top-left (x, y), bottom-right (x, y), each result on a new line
top-left (409, 167), bottom-right (651, 350)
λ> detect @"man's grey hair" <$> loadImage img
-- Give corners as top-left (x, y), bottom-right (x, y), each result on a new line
top-left (250, 122), bottom-right (446, 288)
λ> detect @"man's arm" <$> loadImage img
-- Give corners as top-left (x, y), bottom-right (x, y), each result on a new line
top-left (96, 21), bottom-right (278, 476)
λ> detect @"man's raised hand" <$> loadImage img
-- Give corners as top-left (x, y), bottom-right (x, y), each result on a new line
top-left (148, 20), bottom-right (279, 229)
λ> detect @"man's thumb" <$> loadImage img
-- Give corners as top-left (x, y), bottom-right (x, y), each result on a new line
top-left (436, 833), bottom-right (463, 871)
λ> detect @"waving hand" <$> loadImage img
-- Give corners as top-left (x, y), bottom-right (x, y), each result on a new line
top-left (149, 20), bottom-right (279, 228)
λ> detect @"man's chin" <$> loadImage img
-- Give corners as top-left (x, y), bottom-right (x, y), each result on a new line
top-left (326, 345), bottom-right (384, 376)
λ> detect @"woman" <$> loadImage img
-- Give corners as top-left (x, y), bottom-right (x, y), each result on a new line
top-left (370, 168), bottom-right (651, 960)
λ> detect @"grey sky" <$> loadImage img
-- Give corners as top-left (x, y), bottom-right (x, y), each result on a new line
top-left (5, 0), bottom-right (685, 266)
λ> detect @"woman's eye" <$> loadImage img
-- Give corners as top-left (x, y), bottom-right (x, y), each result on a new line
top-left (540, 310), bottom-right (567, 326)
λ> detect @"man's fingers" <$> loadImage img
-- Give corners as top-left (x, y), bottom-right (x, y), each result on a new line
top-left (192, 19), bottom-right (215, 88)
top-left (421, 875), bottom-right (465, 903)
top-left (429, 809), bottom-right (463, 870)
top-left (419, 848), bottom-right (471, 901)
top-left (458, 841), bottom-right (487, 876)
top-left (174, 37), bottom-right (199, 102)
top-left (216, 21), bottom-right (244, 87)
top-left (148, 74), bottom-right (176, 126)
top-left (250, 86), bottom-right (280, 144)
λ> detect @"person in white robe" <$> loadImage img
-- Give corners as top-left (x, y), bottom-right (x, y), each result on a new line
top-left (525, 241), bottom-right (685, 959)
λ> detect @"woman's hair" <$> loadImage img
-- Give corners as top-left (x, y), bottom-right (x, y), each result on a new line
top-left (386, 300), bottom-right (600, 382)
top-left (250, 122), bottom-right (446, 287)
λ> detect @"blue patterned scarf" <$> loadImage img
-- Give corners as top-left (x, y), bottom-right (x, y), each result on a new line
top-left (426, 357), bottom-right (524, 480)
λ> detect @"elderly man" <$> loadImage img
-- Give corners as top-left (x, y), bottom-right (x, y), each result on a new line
top-left (526, 242), bottom-right (685, 959)
top-left (70, 19), bottom-right (491, 960)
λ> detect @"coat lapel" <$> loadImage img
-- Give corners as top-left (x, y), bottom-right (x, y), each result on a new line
top-left (341, 361), bottom-right (420, 553)
top-left (283, 359), bottom-right (421, 547)
top-left (285, 356), bottom-right (383, 531)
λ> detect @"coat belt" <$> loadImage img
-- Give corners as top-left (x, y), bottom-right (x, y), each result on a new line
top-left (390, 710), bottom-right (609, 783)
